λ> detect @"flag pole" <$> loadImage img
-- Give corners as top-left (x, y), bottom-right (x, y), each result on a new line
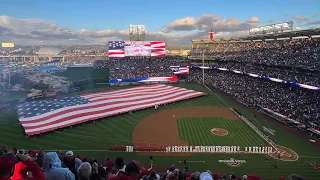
top-left (202, 48), bottom-right (205, 85)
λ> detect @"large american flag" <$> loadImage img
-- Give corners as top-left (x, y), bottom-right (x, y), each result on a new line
top-left (150, 41), bottom-right (166, 57)
top-left (17, 84), bottom-right (205, 136)
top-left (108, 41), bottom-right (125, 57)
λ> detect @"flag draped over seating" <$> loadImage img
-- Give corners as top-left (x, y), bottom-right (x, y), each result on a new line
top-left (17, 84), bottom-right (205, 136)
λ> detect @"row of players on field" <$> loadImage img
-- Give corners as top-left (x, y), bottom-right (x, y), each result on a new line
top-left (111, 145), bottom-right (274, 154)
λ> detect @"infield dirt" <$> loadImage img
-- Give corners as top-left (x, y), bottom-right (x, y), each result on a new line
top-left (132, 106), bottom-right (239, 156)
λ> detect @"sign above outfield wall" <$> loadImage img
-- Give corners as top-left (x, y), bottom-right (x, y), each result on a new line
top-left (2, 42), bottom-right (15, 48)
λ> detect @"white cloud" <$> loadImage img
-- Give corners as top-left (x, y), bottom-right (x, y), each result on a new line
top-left (293, 16), bottom-right (310, 22)
top-left (0, 15), bottom-right (262, 46)
top-left (163, 17), bottom-right (197, 32)
top-left (162, 14), bottom-right (262, 33)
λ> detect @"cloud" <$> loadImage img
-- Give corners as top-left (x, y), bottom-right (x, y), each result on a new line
top-left (304, 20), bottom-right (320, 26)
top-left (0, 15), bottom-right (261, 46)
top-left (162, 14), bottom-right (262, 33)
top-left (162, 17), bottom-right (197, 32)
top-left (313, 14), bottom-right (320, 17)
top-left (268, 20), bottom-right (276, 24)
top-left (293, 16), bottom-right (310, 22)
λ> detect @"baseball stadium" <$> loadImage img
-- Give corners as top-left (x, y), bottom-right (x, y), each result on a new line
top-left (1, 23), bottom-right (320, 180)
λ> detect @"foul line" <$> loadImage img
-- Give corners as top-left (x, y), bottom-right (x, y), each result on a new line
top-left (250, 116), bottom-right (261, 124)
top-left (178, 161), bottom-right (205, 163)
top-left (301, 156), bottom-right (320, 159)
top-left (44, 150), bottom-right (113, 152)
top-left (203, 84), bottom-right (296, 161)
top-left (203, 84), bottom-right (231, 107)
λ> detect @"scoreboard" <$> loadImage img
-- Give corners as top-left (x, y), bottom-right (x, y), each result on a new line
top-left (108, 41), bottom-right (165, 57)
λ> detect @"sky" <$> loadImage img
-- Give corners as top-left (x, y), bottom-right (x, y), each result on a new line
top-left (0, 0), bottom-right (320, 46)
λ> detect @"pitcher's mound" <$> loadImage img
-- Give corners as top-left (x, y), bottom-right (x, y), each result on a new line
top-left (211, 128), bottom-right (228, 136)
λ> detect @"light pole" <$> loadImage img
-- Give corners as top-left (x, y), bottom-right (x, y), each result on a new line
top-left (202, 49), bottom-right (205, 85)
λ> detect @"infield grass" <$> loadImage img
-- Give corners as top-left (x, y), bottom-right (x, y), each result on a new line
top-left (178, 117), bottom-right (268, 147)
top-left (0, 83), bottom-right (320, 179)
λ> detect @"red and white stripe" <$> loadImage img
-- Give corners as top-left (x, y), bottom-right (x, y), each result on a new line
top-left (108, 50), bottom-right (125, 57)
top-left (19, 84), bottom-right (205, 136)
top-left (150, 41), bottom-right (166, 57)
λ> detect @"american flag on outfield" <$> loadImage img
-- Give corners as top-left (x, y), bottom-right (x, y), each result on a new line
top-left (108, 41), bottom-right (125, 57)
top-left (150, 41), bottom-right (166, 57)
top-left (173, 67), bottom-right (189, 75)
top-left (17, 84), bottom-right (205, 136)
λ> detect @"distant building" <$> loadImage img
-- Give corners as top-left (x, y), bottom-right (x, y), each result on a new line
top-left (37, 46), bottom-right (63, 56)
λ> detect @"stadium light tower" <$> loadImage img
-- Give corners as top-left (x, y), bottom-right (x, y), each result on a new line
top-left (129, 25), bottom-right (146, 41)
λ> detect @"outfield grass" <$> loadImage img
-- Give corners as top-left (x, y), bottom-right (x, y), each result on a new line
top-left (0, 83), bottom-right (319, 179)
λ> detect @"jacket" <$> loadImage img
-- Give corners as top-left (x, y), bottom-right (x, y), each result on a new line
top-left (43, 152), bottom-right (75, 180)
top-left (10, 160), bottom-right (45, 180)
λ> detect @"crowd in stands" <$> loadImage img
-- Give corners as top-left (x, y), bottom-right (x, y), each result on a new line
top-left (189, 69), bottom-right (320, 126)
top-left (191, 38), bottom-right (320, 69)
top-left (105, 55), bottom-right (320, 128)
top-left (204, 61), bottom-right (320, 87)
top-left (0, 147), bottom-right (279, 180)
top-left (107, 58), bottom-right (188, 79)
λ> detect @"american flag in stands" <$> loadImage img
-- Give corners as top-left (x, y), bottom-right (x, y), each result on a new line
top-left (173, 67), bottom-right (189, 75)
top-left (17, 84), bottom-right (205, 136)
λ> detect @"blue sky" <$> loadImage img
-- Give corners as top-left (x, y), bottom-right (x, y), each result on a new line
top-left (1, 0), bottom-right (319, 31)
top-left (0, 0), bottom-right (319, 45)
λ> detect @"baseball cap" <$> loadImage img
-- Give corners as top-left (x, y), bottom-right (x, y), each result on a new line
top-left (200, 172), bottom-right (213, 180)
top-left (125, 160), bottom-right (141, 173)
top-left (0, 154), bottom-right (17, 175)
top-left (66, 151), bottom-right (74, 157)
top-left (29, 150), bottom-right (37, 158)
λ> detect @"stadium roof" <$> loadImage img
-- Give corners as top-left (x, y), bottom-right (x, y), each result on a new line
top-left (37, 46), bottom-right (63, 56)
top-left (192, 28), bottom-right (320, 44)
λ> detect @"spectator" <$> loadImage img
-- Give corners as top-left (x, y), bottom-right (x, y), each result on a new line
top-left (43, 152), bottom-right (75, 180)
top-left (77, 162), bottom-right (92, 180)
top-left (105, 157), bottom-right (114, 177)
top-left (36, 150), bottom-right (44, 168)
top-left (108, 160), bottom-right (141, 180)
top-left (149, 171), bottom-right (160, 180)
top-left (199, 172), bottom-right (212, 180)
top-left (191, 171), bottom-right (200, 180)
top-left (114, 157), bottom-right (126, 175)
top-left (90, 162), bottom-right (103, 180)
top-left (98, 164), bottom-right (107, 180)
top-left (10, 153), bottom-right (45, 180)
top-left (0, 154), bottom-right (18, 180)
top-left (64, 151), bottom-right (82, 179)
top-left (243, 174), bottom-right (248, 180)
